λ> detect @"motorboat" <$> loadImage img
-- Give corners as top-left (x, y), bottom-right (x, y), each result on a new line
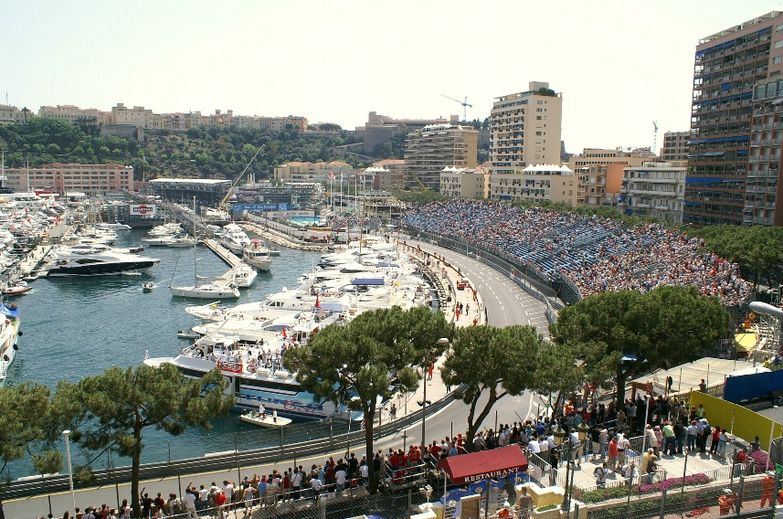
top-left (95, 222), bottom-right (131, 231)
top-left (0, 302), bottom-right (21, 385)
top-left (239, 409), bottom-right (291, 428)
top-left (242, 240), bottom-right (272, 271)
top-left (142, 282), bottom-right (156, 292)
top-left (177, 329), bottom-right (201, 340)
top-left (142, 236), bottom-right (176, 246)
top-left (170, 283), bottom-right (240, 299)
top-left (45, 250), bottom-right (160, 277)
top-left (220, 224), bottom-right (251, 254)
top-left (148, 223), bottom-right (183, 237)
top-left (231, 266), bottom-right (257, 288)
top-left (167, 237), bottom-right (196, 248)
top-left (2, 281), bottom-right (32, 296)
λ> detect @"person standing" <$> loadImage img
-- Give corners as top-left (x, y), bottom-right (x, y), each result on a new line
top-left (761, 471), bottom-right (776, 508)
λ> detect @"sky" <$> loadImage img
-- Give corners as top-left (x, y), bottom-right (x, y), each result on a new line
top-left (3, 0), bottom-right (783, 153)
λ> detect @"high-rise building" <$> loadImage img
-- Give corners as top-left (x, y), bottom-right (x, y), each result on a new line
top-left (746, 77), bottom-right (783, 225)
top-left (685, 11), bottom-right (783, 225)
top-left (403, 124), bottom-right (478, 191)
top-left (621, 161), bottom-right (687, 223)
top-left (489, 81), bottom-right (562, 174)
top-left (661, 131), bottom-right (690, 161)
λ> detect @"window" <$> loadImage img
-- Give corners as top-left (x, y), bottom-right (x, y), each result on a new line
top-left (775, 56), bottom-right (783, 65)
top-left (775, 40), bottom-right (783, 48)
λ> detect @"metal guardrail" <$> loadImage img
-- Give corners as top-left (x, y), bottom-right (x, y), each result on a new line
top-left (1, 389), bottom-right (462, 500)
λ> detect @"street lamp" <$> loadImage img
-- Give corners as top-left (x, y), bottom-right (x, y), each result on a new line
top-left (421, 337), bottom-right (450, 447)
top-left (63, 429), bottom-right (75, 514)
top-left (561, 428), bottom-right (581, 513)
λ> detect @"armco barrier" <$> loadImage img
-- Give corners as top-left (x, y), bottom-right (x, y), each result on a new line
top-left (1, 389), bottom-right (462, 500)
top-left (690, 391), bottom-right (783, 449)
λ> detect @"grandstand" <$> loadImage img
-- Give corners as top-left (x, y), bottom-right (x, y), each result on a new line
top-left (403, 200), bottom-right (752, 307)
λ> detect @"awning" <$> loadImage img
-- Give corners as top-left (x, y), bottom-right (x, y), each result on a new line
top-left (437, 445), bottom-right (528, 484)
top-left (351, 277), bottom-right (385, 286)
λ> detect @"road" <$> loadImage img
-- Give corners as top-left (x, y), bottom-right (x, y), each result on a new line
top-left (6, 239), bottom-right (553, 518)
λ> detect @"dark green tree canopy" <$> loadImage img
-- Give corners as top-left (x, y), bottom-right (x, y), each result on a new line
top-left (551, 285), bottom-right (728, 406)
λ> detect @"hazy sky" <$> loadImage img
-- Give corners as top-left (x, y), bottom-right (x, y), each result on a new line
top-left (4, 0), bottom-right (783, 153)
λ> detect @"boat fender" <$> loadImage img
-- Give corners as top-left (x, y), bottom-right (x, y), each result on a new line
top-left (3, 354), bottom-right (8, 361)
top-left (4, 320), bottom-right (8, 325)
top-left (17, 330), bottom-right (22, 337)
top-left (13, 342), bottom-right (18, 349)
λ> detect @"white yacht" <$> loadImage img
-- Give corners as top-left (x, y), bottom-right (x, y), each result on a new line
top-left (220, 224), bottom-right (251, 254)
top-left (95, 222), bottom-right (131, 231)
top-left (242, 240), bottom-right (272, 271)
top-left (45, 250), bottom-right (160, 276)
top-left (231, 266), bottom-right (257, 288)
top-left (170, 283), bottom-right (240, 299)
top-left (0, 302), bottom-right (21, 385)
top-left (167, 236), bottom-right (197, 248)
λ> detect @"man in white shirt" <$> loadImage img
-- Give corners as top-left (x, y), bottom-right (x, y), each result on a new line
top-left (181, 488), bottom-right (198, 519)
top-left (335, 467), bottom-right (347, 492)
top-left (538, 436), bottom-right (550, 462)
top-left (527, 437), bottom-right (541, 455)
top-left (292, 469), bottom-right (303, 499)
top-left (310, 476), bottom-right (323, 500)
top-left (223, 480), bottom-right (235, 510)
top-left (360, 463), bottom-right (369, 485)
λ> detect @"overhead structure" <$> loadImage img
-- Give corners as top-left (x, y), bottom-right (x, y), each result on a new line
top-left (219, 145), bottom-right (265, 210)
top-left (441, 94), bottom-right (472, 122)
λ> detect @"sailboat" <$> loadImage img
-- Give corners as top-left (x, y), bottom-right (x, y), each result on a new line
top-left (170, 197), bottom-right (240, 300)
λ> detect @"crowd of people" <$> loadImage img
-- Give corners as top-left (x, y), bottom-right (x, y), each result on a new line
top-left (403, 200), bottom-right (752, 306)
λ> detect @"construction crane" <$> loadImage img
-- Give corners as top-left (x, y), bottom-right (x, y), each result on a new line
top-left (441, 94), bottom-right (472, 122)
top-left (219, 145), bottom-right (264, 210)
top-left (652, 121), bottom-right (659, 156)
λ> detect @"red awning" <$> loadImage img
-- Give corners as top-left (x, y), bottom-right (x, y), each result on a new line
top-left (437, 445), bottom-right (528, 485)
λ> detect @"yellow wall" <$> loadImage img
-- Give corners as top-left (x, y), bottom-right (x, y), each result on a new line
top-left (689, 391), bottom-right (783, 448)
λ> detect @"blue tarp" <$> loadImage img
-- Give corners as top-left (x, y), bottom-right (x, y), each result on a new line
top-left (724, 370), bottom-right (783, 403)
top-left (0, 303), bottom-right (19, 319)
top-left (351, 278), bottom-right (385, 286)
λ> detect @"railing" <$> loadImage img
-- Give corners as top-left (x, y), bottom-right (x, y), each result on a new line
top-left (0, 389), bottom-right (462, 500)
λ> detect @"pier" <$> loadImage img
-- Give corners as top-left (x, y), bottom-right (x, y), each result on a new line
top-left (201, 238), bottom-right (243, 268)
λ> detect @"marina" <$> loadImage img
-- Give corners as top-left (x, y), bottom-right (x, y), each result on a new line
top-left (0, 224), bottom-right (326, 478)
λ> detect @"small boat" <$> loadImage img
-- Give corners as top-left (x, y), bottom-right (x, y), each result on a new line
top-left (239, 410), bottom-right (291, 429)
top-left (22, 275), bottom-right (38, 282)
top-left (142, 282), bottom-right (156, 293)
top-left (177, 329), bottom-right (200, 340)
top-left (2, 282), bottom-right (32, 296)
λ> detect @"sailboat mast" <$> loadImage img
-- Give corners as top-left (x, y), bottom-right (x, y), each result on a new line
top-left (193, 196), bottom-right (197, 283)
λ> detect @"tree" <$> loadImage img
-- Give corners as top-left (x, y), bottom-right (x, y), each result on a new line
top-left (441, 325), bottom-right (544, 449)
top-left (550, 286), bottom-right (728, 408)
top-left (530, 341), bottom-right (583, 416)
top-left (285, 306), bottom-right (453, 493)
top-left (55, 364), bottom-right (233, 517)
top-left (0, 382), bottom-right (59, 477)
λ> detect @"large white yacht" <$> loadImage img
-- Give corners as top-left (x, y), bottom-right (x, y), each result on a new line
top-left (0, 302), bottom-right (21, 385)
top-left (242, 240), bottom-right (272, 271)
top-left (170, 283), bottom-right (240, 299)
top-left (45, 250), bottom-right (160, 276)
top-left (220, 224), bottom-right (251, 254)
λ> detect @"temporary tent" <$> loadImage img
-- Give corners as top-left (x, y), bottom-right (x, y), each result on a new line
top-left (437, 445), bottom-right (528, 485)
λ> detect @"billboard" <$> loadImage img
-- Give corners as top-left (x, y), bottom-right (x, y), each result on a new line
top-left (129, 204), bottom-right (157, 217)
top-left (231, 203), bottom-right (289, 213)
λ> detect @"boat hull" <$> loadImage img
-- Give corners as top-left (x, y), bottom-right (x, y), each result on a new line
top-left (170, 286), bottom-right (240, 299)
top-left (47, 259), bottom-right (159, 276)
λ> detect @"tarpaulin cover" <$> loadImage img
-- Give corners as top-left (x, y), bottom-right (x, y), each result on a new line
top-left (437, 445), bottom-right (528, 484)
top-left (724, 370), bottom-right (783, 403)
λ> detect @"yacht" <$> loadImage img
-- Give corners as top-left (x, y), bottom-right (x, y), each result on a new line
top-left (220, 224), bottom-right (251, 254)
top-left (95, 222), bottom-right (131, 231)
top-left (0, 302), bottom-right (21, 385)
top-left (45, 250), bottom-right (160, 276)
top-left (232, 266), bottom-right (257, 288)
top-left (170, 283), bottom-right (240, 299)
top-left (167, 236), bottom-right (197, 248)
top-left (242, 240), bottom-right (272, 271)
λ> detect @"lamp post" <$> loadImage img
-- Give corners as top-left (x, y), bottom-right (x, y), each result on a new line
top-left (63, 430), bottom-right (76, 514)
top-left (421, 337), bottom-right (450, 447)
top-left (559, 427), bottom-right (581, 514)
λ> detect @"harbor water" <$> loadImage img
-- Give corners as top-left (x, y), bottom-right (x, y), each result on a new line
top-left (4, 229), bottom-right (329, 478)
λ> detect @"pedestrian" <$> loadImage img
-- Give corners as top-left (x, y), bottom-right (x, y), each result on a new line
top-left (593, 462), bottom-right (608, 488)
top-left (607, 435), bottom-right (618, 472)
top-left (762, 471), bottom-right (776, 508)
top-left (390, 403), bottom-right (397, 420)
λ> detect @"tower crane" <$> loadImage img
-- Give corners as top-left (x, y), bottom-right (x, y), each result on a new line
top-left (653, 121), bottom-right (659, 156)
top-left (441, 94), bottom-right (472, 122)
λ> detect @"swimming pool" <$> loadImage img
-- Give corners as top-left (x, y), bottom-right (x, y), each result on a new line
top-left (288, 215), bottom-right (323, 226)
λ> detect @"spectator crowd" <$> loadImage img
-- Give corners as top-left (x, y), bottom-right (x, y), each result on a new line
top-left (403, 200), bottom-right (752, 306)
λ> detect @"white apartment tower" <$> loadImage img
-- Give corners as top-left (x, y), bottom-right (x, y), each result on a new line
top-left (489, 81), bottom-right (563, 174)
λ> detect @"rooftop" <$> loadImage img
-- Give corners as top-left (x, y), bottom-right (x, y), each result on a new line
top-left (149, 177), bottom-right (231, 185)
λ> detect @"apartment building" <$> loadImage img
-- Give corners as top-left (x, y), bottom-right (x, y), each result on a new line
top-left (567, 148), bottom-right (652, 170)
top-left (359, 112), bottom-right (453, 154)
top-left (403, 124), bottom-right (478, 191)
top-left (490, 164), bottom-right (577, 205)
top-left (4, 163), bottom-right (134, 193)
top-left (574, 164), bottom-right (624, 206)
top-left (489, 82), bottom-right (562, 175)
top-left (38, 105), bottom-right (100, 124)
top-left (371, 159), bottom-right (406, 191)
top-left (685, 11), bottom-right (783, 225)
top-left (110, 103), bottom-right (154, 128)
top-left (439, 167), bottom-right (487, 200)
top-left (621, 161), bottom-right (687, 223)
top-left (273, 161), bottom-right (354, 184)
top-left (661, 131), bottom-right (690, 161)
top-left (745, 76), bottom-right (783, 225)
top-left (0, 104), bottom-right (32, 125)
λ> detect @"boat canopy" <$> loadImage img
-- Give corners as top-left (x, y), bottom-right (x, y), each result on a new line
top-left (351, 277), bottom-right (385, 286)
top-left (1, 303), bottom-right (19, 319)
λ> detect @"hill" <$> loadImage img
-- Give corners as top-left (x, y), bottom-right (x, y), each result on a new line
top-left (0, 119), bottom-right (365, 180)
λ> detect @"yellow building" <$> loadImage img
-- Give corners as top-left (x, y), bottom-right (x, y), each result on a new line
top-left (490, 164), bottom-right (576, 205)
top-left (439, 167), bottom-right (488, 200)
top-left (490, 82), bottom-right (563, 173)
top-left (274, 161), bottom-right (354, 184)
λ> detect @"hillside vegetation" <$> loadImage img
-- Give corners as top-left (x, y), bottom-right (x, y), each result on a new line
top-left (0, 119), bottom-right (365, 180)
